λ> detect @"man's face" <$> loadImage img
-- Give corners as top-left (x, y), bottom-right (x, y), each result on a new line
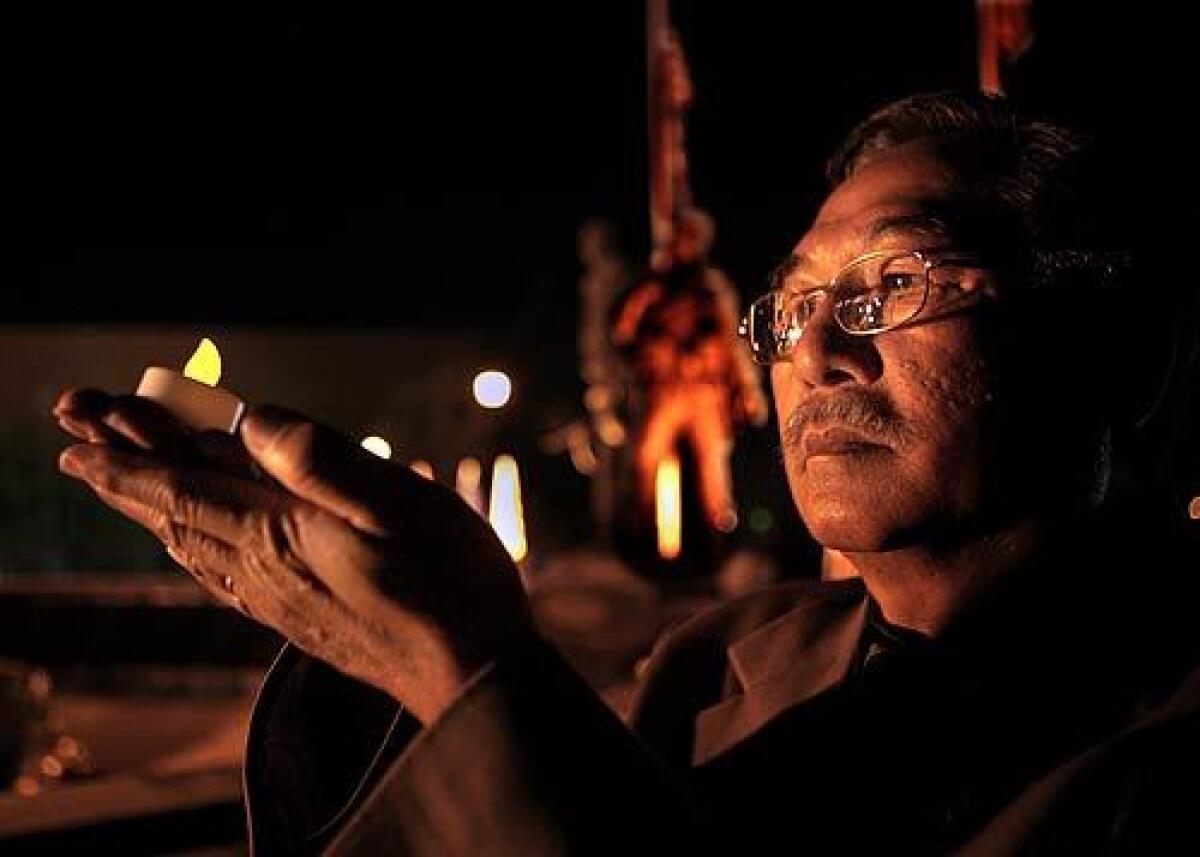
top-left (772, 141), bottom-right (1004, 552)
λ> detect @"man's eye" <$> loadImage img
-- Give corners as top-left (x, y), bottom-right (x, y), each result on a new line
top-left (881, 273), bottom-right (922, 291)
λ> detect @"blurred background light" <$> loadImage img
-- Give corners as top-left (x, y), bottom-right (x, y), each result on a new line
top-left (473, 370), bottom-right (512, 409)
top-left (360, 435), bottom-right (393, 460)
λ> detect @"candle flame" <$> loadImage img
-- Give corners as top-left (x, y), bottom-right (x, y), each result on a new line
top-left (183, 338), bottom-right (222, 387)
top-left (488, 455), bottom-right (528, 562)
top-left (456, 457), bottom-right (485, 515)
top-left (656, 455), bottom-right (682, 560)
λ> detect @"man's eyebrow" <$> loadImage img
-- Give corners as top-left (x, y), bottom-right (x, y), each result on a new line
top-left (865, 213), bottom-right (951, 244)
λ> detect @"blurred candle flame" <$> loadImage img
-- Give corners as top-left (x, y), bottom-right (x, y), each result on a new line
top-left (656, 455), bottom-right (682, 560)
top-left (410, 460), bottom-right (434, 481)
top-left (488, 455), bottom-right (528, 562)
top-left (360, 436), bottom-right (393, 460)
top-left (456, 457), bottom-right (485, 515)
top-left (183, 338), bottom-right (222, 387)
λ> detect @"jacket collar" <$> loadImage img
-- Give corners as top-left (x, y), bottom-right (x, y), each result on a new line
top-left (692, 580), bottom-right (869, 765)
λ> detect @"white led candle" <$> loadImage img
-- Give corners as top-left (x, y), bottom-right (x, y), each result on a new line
top-left (135, 338), bottom-right (246, 433)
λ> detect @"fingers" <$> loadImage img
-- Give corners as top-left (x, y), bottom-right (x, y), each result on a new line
top-left (60, 441), bottom-right (361, 604)
top-left (165, 535), bottom-right (247, 613)
top-left (56, 412), bottom-right (127, 446)
top-left (55, 389), bottom-right (133, 445)
top-left (85, 476), bottom-right (247, 612)
top-left (87, 466), bottom-right (320, 628)
top-left (59, 443), bottom-right (283, 546)
top-left (195, 432), bottom-right (258, 478)
top-left (164, 516), bottom-right (364, 664)
top-left (100, 396), bottom-right (198, 458)
top-left (53, 387), bottom-right (197, 459)
top-left (52, 387), bottom-right (112, 421)
top-left (239, 404), bottom-right (419, 536)
top-left (56, 427), bottom-right (410, 696)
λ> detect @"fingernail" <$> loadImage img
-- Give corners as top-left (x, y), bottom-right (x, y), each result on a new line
top-left (241, 404), bottom-right (294, 453)
top-left (58, 449), bottom-right (84, 477)
top-left (56, 415), bottom-right (80, 434)
top-left (57, 415), bottom-right (101, 442)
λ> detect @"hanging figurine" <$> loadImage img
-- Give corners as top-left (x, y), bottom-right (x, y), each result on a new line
top-left (612, 3), bottom-right (767, 542)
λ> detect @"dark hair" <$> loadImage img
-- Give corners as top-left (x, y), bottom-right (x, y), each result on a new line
top-left (827, 93), bottom-right (1194, 478)
top-left (826, 91), bottom-right (1119, 261)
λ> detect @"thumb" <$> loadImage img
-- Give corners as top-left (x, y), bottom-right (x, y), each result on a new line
top-left (240, 404), bottom-right (413, 536)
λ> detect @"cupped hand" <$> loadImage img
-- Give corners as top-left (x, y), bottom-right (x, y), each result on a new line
top-left (54, 390), bottom-right (535, 725)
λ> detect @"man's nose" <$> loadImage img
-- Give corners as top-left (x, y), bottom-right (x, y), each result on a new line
top-left (788, 297), bottom-right (882, 389)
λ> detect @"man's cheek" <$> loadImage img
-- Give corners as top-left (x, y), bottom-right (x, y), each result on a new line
top-left (896, 346), bottom-right (994, 427)
top-left (769, 366), bottom-right (796, 431)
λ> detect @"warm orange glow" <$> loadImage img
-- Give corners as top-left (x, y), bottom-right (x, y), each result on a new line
top-left (656, 455), bottom-right (682, 560)
top-left (1190, 496), bottom-right (1200, 521)
top-left (410, 460), bottom-right (434, 481)
top-left (488, 455), bottom-right (528, 562)
top-left (182, 338), bottom-right (222, 387)
top-left (822, 549), bottom-right (859, 581)
top-left (455, 457), bottom-right (484, 515)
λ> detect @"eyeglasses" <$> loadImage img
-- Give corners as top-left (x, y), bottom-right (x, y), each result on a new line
top-left (738, 249), bottom-right (995, 365)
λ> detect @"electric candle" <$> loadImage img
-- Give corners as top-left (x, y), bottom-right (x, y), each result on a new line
top-left (135, 338), bottom-right (245, 433)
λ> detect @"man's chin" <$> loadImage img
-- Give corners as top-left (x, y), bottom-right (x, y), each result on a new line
top-left (795, 489), bottom-right (906, 553)
top-left (805, 520), bottom-right (894, 554)
top-left (786, 453), bottom-right (924, 550)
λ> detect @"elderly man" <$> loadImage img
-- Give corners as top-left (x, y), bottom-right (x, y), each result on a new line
top-left (54, 92), bottom-right (1198, 854)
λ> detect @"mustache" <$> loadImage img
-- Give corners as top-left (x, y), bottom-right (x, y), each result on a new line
top-left (783, 390), bottom-right (910, 451)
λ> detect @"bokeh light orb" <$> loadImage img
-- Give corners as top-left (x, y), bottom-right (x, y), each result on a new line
top-left (473, 370), bottom-right (512, 409)
top-left (360, 435), bottom-right (393, 459)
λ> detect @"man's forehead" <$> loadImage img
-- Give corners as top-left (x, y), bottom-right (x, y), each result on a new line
top-left (787, 205), bottom-right (954, 278)
top-left (789, 146), bottom-right (960, 275)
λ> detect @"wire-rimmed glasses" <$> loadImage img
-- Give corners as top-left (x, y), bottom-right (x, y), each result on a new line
top-left (738, 249), bottom-right (993, 365)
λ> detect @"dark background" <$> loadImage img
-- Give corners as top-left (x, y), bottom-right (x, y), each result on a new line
top-left (0, 9), bottom-right (1193, 846)
top-left (14, 3), bottom-right (1174, 329)
top-left (7, 2), bottom-right (1198, 570)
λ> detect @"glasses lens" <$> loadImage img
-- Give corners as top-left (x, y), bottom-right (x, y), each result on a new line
top-left (833, 253), bottom-right (927, 333)
top-left (745, 292), bottom-right (798, 363)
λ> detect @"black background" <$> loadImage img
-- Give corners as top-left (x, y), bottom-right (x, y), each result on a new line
top-left (11, 2), bottom-right (1196, 551)
top-left (14, 2), bottom-right (1177, 332)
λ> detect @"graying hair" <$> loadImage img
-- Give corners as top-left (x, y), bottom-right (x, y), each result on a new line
top-left (826, 91), bottom-right (1105, 255)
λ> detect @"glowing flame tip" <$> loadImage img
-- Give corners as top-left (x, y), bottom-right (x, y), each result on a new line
top-left (183, 338), bottom-right (222, 387)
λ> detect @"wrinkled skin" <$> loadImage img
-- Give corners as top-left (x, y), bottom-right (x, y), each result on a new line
top-left (772, 141), bottom-right (1005, 553)
top-left (54, 391), bottom-right (534, 726)
top-left (769, 140), bottom-right (1090, 633)
top-left (52, 141), bottom-right (1097, 717)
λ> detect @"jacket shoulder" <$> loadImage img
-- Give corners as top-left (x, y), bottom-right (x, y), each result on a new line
top-left (626, 578), bottom-right (864, 767)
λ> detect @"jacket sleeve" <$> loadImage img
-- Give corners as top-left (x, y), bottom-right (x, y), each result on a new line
top-left (244, 634), bottom-right (709, 856)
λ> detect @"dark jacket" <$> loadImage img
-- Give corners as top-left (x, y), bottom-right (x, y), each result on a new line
top-left (243, 517), bottom-right (1200, 855)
